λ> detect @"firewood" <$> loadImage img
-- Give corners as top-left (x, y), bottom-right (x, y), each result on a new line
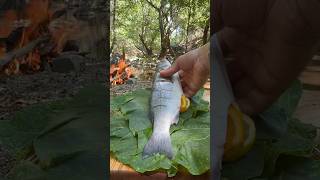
top-left (0, 36), bottom-right (49, 68)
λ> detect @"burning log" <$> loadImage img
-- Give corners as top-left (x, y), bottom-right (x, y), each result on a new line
top-left (0, 0), bottom-right (107, 75)
top-left (0, 36), bottom-right (49, 68)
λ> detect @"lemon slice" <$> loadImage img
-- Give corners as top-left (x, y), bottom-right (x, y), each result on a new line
top-left (223, 103), bottom-right (256, 162)
top-left (236, 113), bottom-right (256, 158)
top-left (223, 103), bottom-right (245, 161)
top-left (180, 95), bottom-right (190, 112)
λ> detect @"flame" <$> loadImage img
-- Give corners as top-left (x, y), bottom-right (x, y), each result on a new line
top-left (0, 0), bottom-right (50, 75)
top-left (26, 49), bottom-right (41, 71)
top-left (125, 67), bottom-right (132, 79)
top-left (110, 55), bottom-right (134, 85)
top-left (17, 0), bottom-right (50, 47)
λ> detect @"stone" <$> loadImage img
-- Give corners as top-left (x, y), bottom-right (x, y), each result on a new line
top-left (50, 52), bottom-right (86, 73)
top-left (126, 78), bottom-right (137, 85)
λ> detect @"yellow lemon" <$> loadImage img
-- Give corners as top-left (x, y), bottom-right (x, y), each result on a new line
top-left (180, 95), bottom-right (190, 112)
top-left (223, 103), bottom-right (256, 162)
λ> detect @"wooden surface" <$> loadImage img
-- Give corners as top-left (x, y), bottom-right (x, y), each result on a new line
top-left (110, 157), bottom-right (210, 180)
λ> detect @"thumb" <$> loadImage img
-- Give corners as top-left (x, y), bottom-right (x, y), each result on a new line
top-left (160, 63), bottom-right (180, 77)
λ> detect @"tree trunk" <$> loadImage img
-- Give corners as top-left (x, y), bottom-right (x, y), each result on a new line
top-left (185, 0), bottom-right (192, 53)
top-left (202, 20), bottom-right (209, 45)
top-left (110, 0), bottom-right (117, 53)
top-left (139, 34), bottom-right (153, 56)
top-left (159, 1), bottom-right (167, 58)
top-left (146, 0), bottom-right (170, 59)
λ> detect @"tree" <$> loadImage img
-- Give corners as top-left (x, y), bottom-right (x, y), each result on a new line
top-left (113, 0), bottom-right (209, 59)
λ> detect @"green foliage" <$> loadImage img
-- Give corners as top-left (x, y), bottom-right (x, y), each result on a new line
top-left (0, 84), bottom-right (107, 180)
top-left (110, 88), bottom-right (210, 176)
top-left (112, 0), bottom-right (209, 56)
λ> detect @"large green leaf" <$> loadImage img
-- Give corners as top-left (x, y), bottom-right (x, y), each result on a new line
top-left (257, 80), bottom-right (303, 139)
top-left (272, 156), bottom-right (320, 180)
top-left (222, 142), bottom-right (267, 180)
top-left (0, 84), bottom-right (107, 180)
top-left (8, 161), bottom-right (46, 180)
top-left (110, 88), bottom-right (210, 176)
top-left (0, 104), bottom-right (61, 156)
top-left (45, 151), bottom-right (107, 180)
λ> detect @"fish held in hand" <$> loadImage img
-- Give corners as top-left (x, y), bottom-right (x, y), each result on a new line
top-left (143, 59), bottom-right (183, 159)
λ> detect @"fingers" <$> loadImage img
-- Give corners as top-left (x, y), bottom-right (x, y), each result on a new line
top-left (182, 86), bottom-right (196, 98)
top-left (236, 87), bottom-right (276, 115)
top-left (178, 70), bottom-right (184, 78)
top-left (160, 63), bottom-right (180, 77)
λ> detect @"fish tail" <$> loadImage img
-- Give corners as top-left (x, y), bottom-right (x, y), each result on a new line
top-left (142, 131), bottom-right (173, 159)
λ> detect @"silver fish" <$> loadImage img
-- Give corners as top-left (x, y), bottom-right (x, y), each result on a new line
top-left (142, 59), bottom-right (183, 159)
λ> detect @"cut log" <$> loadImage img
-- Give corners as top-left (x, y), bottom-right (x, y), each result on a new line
top-left (0, 36), bottom-right (50, 68)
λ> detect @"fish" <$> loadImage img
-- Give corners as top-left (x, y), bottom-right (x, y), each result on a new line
top-left (142, 59), bottom-right (183, 159)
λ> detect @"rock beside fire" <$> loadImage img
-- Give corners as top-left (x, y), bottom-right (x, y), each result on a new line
top-left (126, 77), bottom-right (137, 85)
top-left (50, 52), bottom-right (86, 73)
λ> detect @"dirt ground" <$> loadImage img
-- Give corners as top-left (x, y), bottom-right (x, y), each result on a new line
top-left (0, 63), bottom-right (107, 120)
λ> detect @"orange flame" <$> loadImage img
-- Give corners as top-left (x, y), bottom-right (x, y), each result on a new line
top-left (0, 0), bottom-right (51, 75)
top-left (110, 55), bottom-right (134, 85)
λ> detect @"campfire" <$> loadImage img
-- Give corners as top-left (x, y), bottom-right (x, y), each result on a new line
top-left (110, 52), bottom-right (134, 85)
top-left (0, 0), bottom-right (50, 75)
top-left (0, 0), bottom-right (103, 75)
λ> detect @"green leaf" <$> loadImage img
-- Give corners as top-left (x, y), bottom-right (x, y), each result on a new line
top-left (8, 161), bottom-right (46, 180)
top-left (222, 143), bottom-right (267, 180)
top-left (46, 151), bottom-right (107, 180)
top-left (34, 102), bottom-right (107, 167)
top-left (275, 80), bottom-right (303, 117)
top-left (110, 88), bottom-right (210, 176)
top-left (120, 90), bottom-right (152, 134)
top-left (273, 156), bottom-right (320, 180)
top-left (0, 84), bottom-right (107, 180)
top-left (0, 103), bottom-right (63, 158)
top-left (257, 80), bottom-right (303, 139)
top-left (173, 135), bottom-right (209, 175)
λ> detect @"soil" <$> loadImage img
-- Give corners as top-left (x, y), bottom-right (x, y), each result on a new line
top-left (110, 80), bottom-right (152, 96)
top-left (0, 63), bottom-right (107, 120)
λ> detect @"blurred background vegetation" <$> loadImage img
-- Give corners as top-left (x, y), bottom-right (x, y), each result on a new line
top-left (110, 0), bottom-right (209, 60)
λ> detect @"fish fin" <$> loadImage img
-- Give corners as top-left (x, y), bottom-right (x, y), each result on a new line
top-left (148, 98), bottom-right (154, 122)
top-left (149, 110), bottom-right (154, 123)
top-left (171, 112), bottom-right (179, 125)
top-left (142, 131), bottom-right (173, 159)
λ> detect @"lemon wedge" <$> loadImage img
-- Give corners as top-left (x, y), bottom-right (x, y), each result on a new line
top-left (223, 103), bottom-right (256, 162)
top-left (180, 95), bottom-right (190, 112)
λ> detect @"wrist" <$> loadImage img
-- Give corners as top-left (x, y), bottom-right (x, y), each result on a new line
top-left (199, 42), bottom-right (210, 73)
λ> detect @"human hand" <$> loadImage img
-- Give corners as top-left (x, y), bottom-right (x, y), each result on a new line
top-left (214, 0), bottom-right (320, 115)
top-left (160, 43), bottom-right (210, 97)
